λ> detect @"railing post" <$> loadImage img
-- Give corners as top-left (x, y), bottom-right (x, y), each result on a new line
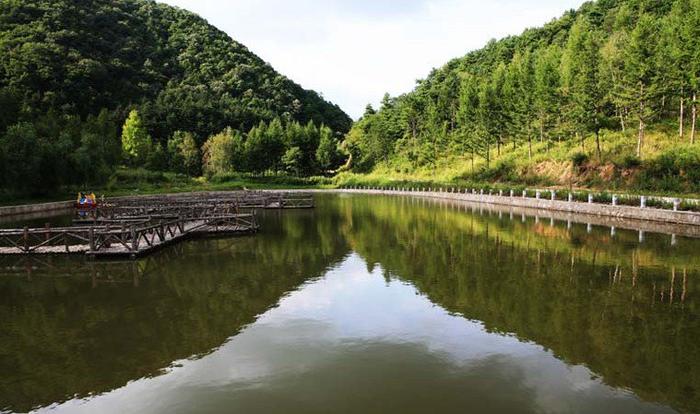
top-left (89, 227), bottom-right (95, 252)
top-left (673, 199), bottom-right (680, 211)
top-left (23, 227), bottom-right (29, 252)
top-left (536, 191), bottom-right (541, 200)
top-left (131, 225), bottom-right (137, 251)
top-left (612, 195), bottom-right (618, 206)
top-left (568, 193), bottom-right (573, 202)
top-left (522, 190), bottom-right (527, 198)
top-left (551, 191), bottom-right (556, 201)
top-left (510, 190), bottom-right (514, 197)
top-left (45, 223), bottom-right (51, 242)
top-left (640, 196), bottom-right (647, 208)
top-left (588, 194), bottom-right (594, 204)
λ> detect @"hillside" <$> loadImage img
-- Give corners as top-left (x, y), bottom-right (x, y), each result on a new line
top-left (340, 0), bottom-right (700, 195)
top-left (0, 0), bottom-right (351, 195)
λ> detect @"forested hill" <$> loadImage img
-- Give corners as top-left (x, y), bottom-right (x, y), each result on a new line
top-left (344, 0), bottom-right (700, 194)
top-left (0, 0), bottom-right (352, 195)
top-left (0, 0), bottom-right (351, 135)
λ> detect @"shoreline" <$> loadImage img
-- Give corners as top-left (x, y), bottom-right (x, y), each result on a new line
top-left (329, 188), bottom-right (700, 227)
top-left (3, 189), bottom-right (700, 237)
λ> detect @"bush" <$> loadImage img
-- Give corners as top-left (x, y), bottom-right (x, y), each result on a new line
top-left (636, 145), bottom-right (700, 192)
top-left (571, 152), bottom-right (589, 167)
top-left (111, 168), bottom-right (167, 185)
top-left (620, 155), bottom-right (641, 168)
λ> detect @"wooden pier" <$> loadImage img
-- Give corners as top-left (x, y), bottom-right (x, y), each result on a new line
top-left (0, 191), bottom-right (314, 259)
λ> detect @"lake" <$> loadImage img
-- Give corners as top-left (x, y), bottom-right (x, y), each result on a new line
top-left (0, 193), bottom-right (697, 413)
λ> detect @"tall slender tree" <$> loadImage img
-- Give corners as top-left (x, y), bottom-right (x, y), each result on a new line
top-left (622, 14), bottom-right (661, 157)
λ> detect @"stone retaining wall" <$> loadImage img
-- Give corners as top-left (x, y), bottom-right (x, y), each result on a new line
top-left (4, 189), bottom-right (700, 230)
top-left (333, 188), bottom-right (700, 227)
top-left (0, 200), bottom-right (73, 218)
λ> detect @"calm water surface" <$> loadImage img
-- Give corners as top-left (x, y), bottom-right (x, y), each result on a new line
top-left (0, 194), bottom-right (698, 413)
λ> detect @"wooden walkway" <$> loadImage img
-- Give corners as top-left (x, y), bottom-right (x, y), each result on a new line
top-left (0, 191), bottom-right (315, 259)
top-left (0, 214), bottom-right (258, 258)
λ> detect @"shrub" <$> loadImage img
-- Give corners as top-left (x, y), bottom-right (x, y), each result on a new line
top-left (621, 155), bottom-right (641, 168)
top-left (571, 152), bottom-right (589, 167)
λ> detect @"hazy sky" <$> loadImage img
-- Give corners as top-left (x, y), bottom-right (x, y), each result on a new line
top-left (159, 0), bottom-right (584, 119)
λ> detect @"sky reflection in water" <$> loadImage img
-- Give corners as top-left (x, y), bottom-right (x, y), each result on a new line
top-left (45, 253), bottom-right (675, 414)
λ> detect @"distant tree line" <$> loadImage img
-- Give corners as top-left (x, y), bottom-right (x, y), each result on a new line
top-left (345, 0), bottom-right (700, 172)
top-left (0, 0), bottom-right (351, 196)
top-left (122, 110), bottom-right (343, 179)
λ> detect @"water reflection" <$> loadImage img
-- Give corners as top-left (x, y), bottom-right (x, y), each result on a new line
top-left (35, 257), bottom-right (676, 414)
top-left (0, 194), bottom-right (697, 413)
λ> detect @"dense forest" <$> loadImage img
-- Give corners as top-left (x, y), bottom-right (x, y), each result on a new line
top-left (0, 0), bottom-right (351, 196)
top-left (344, 0), bottom-right (700, 192)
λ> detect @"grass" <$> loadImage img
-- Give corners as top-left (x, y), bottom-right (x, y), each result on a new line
top-left (0, 168), bottom-right (334, 206)
top-left (4, 124), bottom-right (700, 206)
top-left (334, 124), bottom-right (700, 200)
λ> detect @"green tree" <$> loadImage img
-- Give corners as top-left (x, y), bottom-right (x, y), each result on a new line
top-left (121, 110), bottom-right (152, 165)
top-left (147, 143), bottom-right (168, 171)
top-left (245, 121), bottom-right (269, 174)
top-left (202, 128), bottom-right (236, 178)
top-left (561, 17), bottom-right (606, 158)
top-left (265, 118), bottom-right (286, 173)
top-left (0, 123), bottom-right (42, 194)
top-left (316, 125), bottom-right (339, 172)
top-left (601, 31), bottom-right (630, 132)
top-left (622, 14), bottom-right (661, 157)
top-left (168, 131), bottom-right (201, 176)
top-left (282, 146), bottom-right (304, 176)
top-left (534, 45), bottom-right (562, 150)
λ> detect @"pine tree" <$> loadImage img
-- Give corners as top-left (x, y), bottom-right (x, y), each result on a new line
top-left (685, 0), bottom-right (700, 144)
top-left (622, 14), bottom-right (661, 157)
top-left (601, 31), bottom-right (630, 132)
top-left (561, 17), bottom-right (606, 159)
top-left (508, 52), bottom-right (536, 159)
top-left (534, 45), bottom-right (562, 151)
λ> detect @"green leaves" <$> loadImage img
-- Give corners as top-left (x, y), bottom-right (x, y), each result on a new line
top-left (344, 0), bottom-right (698, 175)
top-left (121, 109), bottom-right (152, 165)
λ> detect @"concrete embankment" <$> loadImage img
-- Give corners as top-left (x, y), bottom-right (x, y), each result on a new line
top-left (0, 200), bottom-right (73, 218)
top-left (329, 188), bottom-right (700, 230)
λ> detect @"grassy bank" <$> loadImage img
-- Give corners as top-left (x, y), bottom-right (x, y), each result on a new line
top-left (4, 126), bottom-right (700, 206)
top-left (335, 125), bottom-right (700, 200)
top-left (0, 169), bottom-right (334, 206)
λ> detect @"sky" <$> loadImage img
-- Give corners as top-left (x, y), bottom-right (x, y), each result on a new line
top-left (159, 0), bottom-right (585, 119)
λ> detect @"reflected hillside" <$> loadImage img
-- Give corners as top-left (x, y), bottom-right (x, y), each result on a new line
top-left (0, 209), bottom-right (350, 413)
top-left (1, 194), bottom-right (698, 413)
top-left (336, 194), bottom-right (700, 413)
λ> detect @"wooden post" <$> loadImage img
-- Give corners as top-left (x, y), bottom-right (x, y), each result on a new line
top-left (89, 227), bottom-right (95, 252)
top-left (131, 225), bottom-right (137, 251)
top-left (45, 223), bottom-right (51, 242)
top-left (23, 227), bottom-right (29, 252)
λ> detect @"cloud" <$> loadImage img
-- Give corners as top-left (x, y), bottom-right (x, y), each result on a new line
top-left (159, 0), bottom-right (584, 119)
